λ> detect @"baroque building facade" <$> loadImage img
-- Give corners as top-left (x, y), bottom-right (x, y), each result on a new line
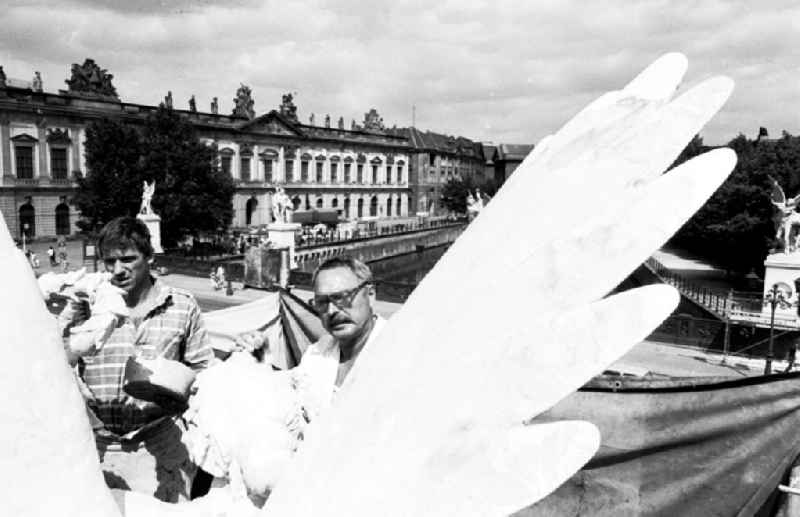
top-left (0, 60), bottom-right (483, 238)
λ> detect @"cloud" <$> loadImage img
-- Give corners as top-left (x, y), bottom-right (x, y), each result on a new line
top-left (0, 0), bottom-right (797, 145)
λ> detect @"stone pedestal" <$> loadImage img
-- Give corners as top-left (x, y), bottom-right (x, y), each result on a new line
top-left (137, 213), bottom-right (163, 254)
top-left (243, 245), bottom-right (285, 289)
top-left (761, 252), bottom-right (800, 322)
top-left (267, 222), bottom-right (301, 269)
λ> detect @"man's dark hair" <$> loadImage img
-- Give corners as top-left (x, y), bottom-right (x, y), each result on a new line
top-left (97, 216), bottom-right (154, 258)
top-left (311, 255), bottom-right (373, 287)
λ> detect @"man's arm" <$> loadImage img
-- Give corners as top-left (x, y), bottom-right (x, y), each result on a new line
top-left (183, 299), bottom-right (215, 371)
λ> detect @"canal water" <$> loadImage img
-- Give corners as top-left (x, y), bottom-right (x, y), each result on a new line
top-left (368, 243), bottom-right (450, 301)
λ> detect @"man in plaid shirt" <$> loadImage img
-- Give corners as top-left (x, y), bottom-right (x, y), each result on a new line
top-left (61, 216), bottom-right (213, 502)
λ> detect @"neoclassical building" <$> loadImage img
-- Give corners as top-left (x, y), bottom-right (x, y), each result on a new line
top-left (0, 59), bottom-right (482, 238)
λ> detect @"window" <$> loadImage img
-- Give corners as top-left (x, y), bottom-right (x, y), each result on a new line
top-left (240, 157), bottom-right (251, 181)
top-left (397, 165), bottom-right (403, 184)
top-left (50, 148), bottom-right (68, 180)
top-left (369, 196), bottom-right (378, 217)
top-left (292, 196), bottom-right (301, 210)
top-left (221, 155), bottom-right (232, 176)
top-left (344, 198), bottom-right (351, 218)
top-left (396, 197), bottom-right (401, 216)
top-left (357, 164), bottom-right (364, 183)
top-left (371, 165), bottom-right (378, 184)
top-left (301, 161), bottom-right (310, 182)
top-left (316, 198), bottom-right (323, 209)
top-left (332, 198), bottom-right (338, 208)
top-left (55, 203), bottom-right (70, 235)
top-left (387, 197), bottom-right (392, 216)
top-left (429, 153), bottom-right (436, 166)
top-left (285, 160), bottom-right (294, 182)
top-left (316, 162), bottom-right (323, 183)
top-left (245, 197), bottom-right (257, 225)
top-left (264, 159), bottom-right (273, 183)
top-left (357, 198), bottom-right (364, 217)
top-left (331, 163), bottom-right (338, 183)
top-left (15, 146), bottom-right (34, 179)
top-left (386, 166), bottom-right (392, 184)
top-left (344, 163), bottom-right (351, 183)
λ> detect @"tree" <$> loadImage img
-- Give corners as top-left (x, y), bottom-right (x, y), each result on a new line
top-left (74, 118), bottom-right (143, 233)
top-left (75, 107), bottom-right (235, 246)
top-left (441, 175), bottom-right (496, 214)
top-left (670, 131), bottom-right (800, 274)
top-left (139, 107), bottom-right (235, 246)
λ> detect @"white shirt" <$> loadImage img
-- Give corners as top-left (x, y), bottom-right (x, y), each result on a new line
top-left (294, 315), bottom-right (386, 421)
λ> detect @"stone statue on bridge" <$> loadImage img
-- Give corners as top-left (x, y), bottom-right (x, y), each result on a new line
top-left (271, 186), bottom-right (292, 224)
top-left (139, 180), bottom-right (156, 216)
top-left (770, 176), bottom-right (800, 254)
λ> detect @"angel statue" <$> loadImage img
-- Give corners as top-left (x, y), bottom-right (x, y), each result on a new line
top-left (769, 176), bottom-right (800, 253)
top-left (1, 53), bottom-right (745, 517)
top-left (139, 180), bottom-right (156, 215)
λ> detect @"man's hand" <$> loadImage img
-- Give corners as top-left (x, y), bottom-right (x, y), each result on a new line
top-left (57, 293), bottom-right (90, 338)
top-left (233, 330), bottom-right (270, 362)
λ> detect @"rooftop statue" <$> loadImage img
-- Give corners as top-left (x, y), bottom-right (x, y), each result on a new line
top-left (0, 66), bottom-right (6, 87)
top-left (31, 71), bottom-right (42, 92)
top-left (210, 96), bottom-right (218, 115)
top-left (769, 176), bottom-right (800, 254)
top-left (65, 58), bottom-right (118, 99)
top-left (363, 108), bottom-right (385, 132)
top-left (188, 94), bottom-right (196, 113)
top-left (337, 116), bottom-right (344, 130)
top-left (233, 84), bottom-right (255, 119)
top-left (279, 92), bottom-right (298, 122)
top-left (163, 91), bottom-right (173, 109)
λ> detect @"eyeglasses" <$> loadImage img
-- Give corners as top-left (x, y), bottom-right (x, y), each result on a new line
top-left (309, 280), bottom-right (370, 313)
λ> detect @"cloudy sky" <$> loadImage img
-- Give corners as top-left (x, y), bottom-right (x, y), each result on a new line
top-left (1, 0), bottom-right (797, 145)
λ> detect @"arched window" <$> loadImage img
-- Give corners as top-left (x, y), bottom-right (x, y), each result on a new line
top-left (292, 196), bottom-right (302, 211)
top-left (369, 196), bottom-right (378, 217)
top-left (344, 198), bottom-right (351, 218)
top-left (245, 197), bottom-right (258, 225)
top-left (55, 203), bottom-right (70, 235)
top-left (357, 198), bottom-right (364, 218)
top-left (331, 198), bottom-right (339, 208)
top-left (316, 198), bottom-right (323, 209)
top-left (386, 197), bottom-right (392, 216)
top-left (19, 203), bottom-right (35, 238)
top-left (396, 197), bottom-right (402, 217)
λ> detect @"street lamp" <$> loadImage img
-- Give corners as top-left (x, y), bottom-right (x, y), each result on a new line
top-left (764, 282), bottom-right (793, 374)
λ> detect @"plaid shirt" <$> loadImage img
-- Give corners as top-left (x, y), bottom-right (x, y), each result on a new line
top-left (80, 279), bottom-right (213, 437)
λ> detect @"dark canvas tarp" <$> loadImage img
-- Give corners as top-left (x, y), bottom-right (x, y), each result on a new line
top-left (519, 373), bottom-right (800, 517)
top-left (276, 288), bottom-right (327, 369)
top-left (266, 297), bottom-right (800, 515)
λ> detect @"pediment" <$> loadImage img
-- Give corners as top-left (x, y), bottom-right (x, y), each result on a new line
top-left (238, 110), bottom-right (304, 137)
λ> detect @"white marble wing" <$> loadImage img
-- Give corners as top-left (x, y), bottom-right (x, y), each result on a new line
top-left (264, 54), bottom-right (736, 517)
top-left (0, 215), bottom-right (121, 517)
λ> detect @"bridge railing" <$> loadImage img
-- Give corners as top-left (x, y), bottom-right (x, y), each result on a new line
top-left (644, 256), bottom-right (800, 330)
top-left (296, 218), bottom-right (466, 250)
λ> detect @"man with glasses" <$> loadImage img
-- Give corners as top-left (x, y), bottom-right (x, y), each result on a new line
top-left (298, 255), bottom-right (386, 420)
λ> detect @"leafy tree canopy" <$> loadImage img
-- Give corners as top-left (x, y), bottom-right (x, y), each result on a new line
top-left (75, 107), bottom-right (235, 246)
top-left (670, 131), bottom-right (800, 274)
top-left (441, 175), bottom-right (499, 214)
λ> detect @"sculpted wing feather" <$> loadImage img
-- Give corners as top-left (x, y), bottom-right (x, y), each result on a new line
top-left (770, 175), bottom-right (787, 205)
